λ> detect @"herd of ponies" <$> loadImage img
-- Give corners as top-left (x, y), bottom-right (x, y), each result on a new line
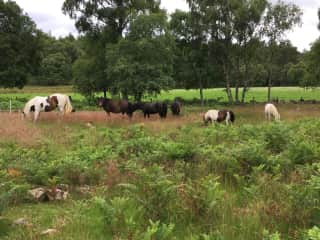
top-left (22, 93), bottom-right (281, 123)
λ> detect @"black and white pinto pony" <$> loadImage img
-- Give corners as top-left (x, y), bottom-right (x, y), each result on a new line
top-left (264, 103), bottom-right (280, 121)
top-left (203, 109), bottom-right (235, 125)
top-left (23, 93), bottom-right (74, 121)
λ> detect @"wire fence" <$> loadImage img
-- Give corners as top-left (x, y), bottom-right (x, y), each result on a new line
top-left (0, 99), bottom-right (20, 113)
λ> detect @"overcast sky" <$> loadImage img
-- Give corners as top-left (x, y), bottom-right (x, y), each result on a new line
top-left (14, 0), bottom-right (320, 52)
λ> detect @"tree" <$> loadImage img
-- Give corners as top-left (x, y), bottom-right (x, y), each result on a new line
top-left (301, 38), bottom-right (320, 88)
top-left (232, 0), bottom-right (268, 103)
top-left (0, 0), bottom-right (42, 88)
top-left (187, 0), bottom-right (264, 103)
top-left (39, 53), bottom-right (72, 85)
top-left (170, 10), bottom-right (215, 105)
top-left (105, 13), bottom-right (175, 100)
top-left (262, 1), bottom-right (302, 101)
top-left (63, 0), bottom-right (162, 97)
top-left (30, 33), bottom-right (79, 86)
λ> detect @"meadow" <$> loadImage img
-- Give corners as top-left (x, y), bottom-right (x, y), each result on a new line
top-left (1, 86), bottom-right (320, 239)
top-left (0, 97), bottom-right (320, 239)
top-left (1, 86), bottom-right (320, 111)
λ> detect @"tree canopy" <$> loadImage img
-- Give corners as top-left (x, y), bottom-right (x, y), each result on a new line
top-left (0, 0), bottom-right (42, 88)
top-left (2, 0), bottom-right (320, 102)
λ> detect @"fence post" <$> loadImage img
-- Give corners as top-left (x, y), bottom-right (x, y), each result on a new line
top-left (9, 99), bottom-right (12, 113)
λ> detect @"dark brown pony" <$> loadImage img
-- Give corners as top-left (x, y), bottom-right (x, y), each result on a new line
top-left (96, 97), bottom-right (139, 118)
top-left (217, 110), bottom-right (235, 123)
top-left (139, 102), bottom-right (167, 118)
top-left (170, 101), bottom-right (181, 116)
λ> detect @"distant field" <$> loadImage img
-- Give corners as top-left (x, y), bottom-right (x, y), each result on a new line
top-left (1, 86), bottom-right (320, 110)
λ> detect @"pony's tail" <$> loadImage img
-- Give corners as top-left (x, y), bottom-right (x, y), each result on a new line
top-left (229, 111), bottom-right (235, 123)
top-left (64, 96), bottom-right (73, 114)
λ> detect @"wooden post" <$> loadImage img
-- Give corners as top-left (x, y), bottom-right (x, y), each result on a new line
top-left (9, 99), bottom-right (12, 113)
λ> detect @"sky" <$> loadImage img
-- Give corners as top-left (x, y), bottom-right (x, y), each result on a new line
top-left (13, 0), bottom-right (320, 52)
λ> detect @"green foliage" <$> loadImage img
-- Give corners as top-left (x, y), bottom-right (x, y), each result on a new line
top-left (263, 230), bottom-right (281, 240)
top-left (94, 196), bottom-right (145, 238)
top-left (106, 12), bottom-right (175, 100)
top-left (0, 0), bottom-right (42, 88)
top-left (264, 123), bottom-right (290, 153)
top-left (1, 116), bottom-right (320, 239)
top-left (39, 53), bottom-right (72, 85)
top-left (305, 226), bottom-right (320, 240)
top-left (142, 220), bottom-right (175, 240)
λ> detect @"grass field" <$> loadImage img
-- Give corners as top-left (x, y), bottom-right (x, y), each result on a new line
top-left (0, 102), bottom-right (320, 239)
top-left (1, 86), bottom-right (320, 111)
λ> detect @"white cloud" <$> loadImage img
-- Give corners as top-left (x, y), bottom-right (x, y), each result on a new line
top-left (160, 0), bottom-right (188, 13)
top-left (14, 0), bottom-right (77, 37)
top-left (12, 0), bottom-right (320, 51)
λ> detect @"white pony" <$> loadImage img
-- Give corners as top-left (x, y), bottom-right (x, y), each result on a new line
top-left (203, 109), bottom-right (235, 125)
top-left (49, 93), bottom-right (74, 115)
top-left (265, 103), bottom-right (280, 121)
top-left (23, 96), bottom-right (58, 121)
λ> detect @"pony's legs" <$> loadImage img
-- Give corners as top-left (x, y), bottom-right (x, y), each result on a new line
top-left (33, 111), bottom-right (40, 122)
top-left (265, 112), bottom-right (271, 121)
top-left (57, 106), bottom-right (65, 116)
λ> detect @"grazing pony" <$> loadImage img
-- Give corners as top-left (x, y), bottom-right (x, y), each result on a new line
top-left (96, 97), bottom-right (139, 118)
top-left (49, 93), bottom-right (74, 115)
top-left (22, 96), bottom-right (58, 121)
top-left (265, 103), bottom-right (280, 121)
top-left (170, 101), bottom-right (181, 116)
top-left (140, 102), bottom-right (167, 118)
top-left (203, 109), bottom-right (235, 125)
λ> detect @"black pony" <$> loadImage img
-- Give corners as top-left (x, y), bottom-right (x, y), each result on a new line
top-left (139, 102), bottom-right (167, 118)
top-left (170, 101), bottom-right (181, 116)
top-left (96, 97), bottom-right (139, 118)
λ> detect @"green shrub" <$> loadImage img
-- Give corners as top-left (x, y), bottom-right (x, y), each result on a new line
top-left (287, 140), bottom-right (318, 165)
top-left (264, 124), bottom-right (291, 153)
top-left (304, 226), bottom-right (320, 240)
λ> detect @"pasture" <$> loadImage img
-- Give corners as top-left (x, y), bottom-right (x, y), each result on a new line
top-left (1, 86), bottom-right (320, 111)
top-left (1, 99), bottom-right (320, 239)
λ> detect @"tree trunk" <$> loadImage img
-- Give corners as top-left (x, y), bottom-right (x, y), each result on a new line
top-left (267, 69), bottom-right (272, 102)
top-left (235, 57), bottom-right (240, 103)
top-left (199, 78), bottom-right (204, 106)
top-left (241, 63), bottom-right (249, 103)
top-left (103, 88), bottom-right (107, 98)
top-left (223, 63), bottom-right (233, 104)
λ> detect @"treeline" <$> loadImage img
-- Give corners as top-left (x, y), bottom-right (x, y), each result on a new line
top-left (1, 0), bottom-right (320, 103)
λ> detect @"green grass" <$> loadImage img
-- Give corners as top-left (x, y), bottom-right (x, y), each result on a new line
top-left (0, 86), bottom-right (320, 111)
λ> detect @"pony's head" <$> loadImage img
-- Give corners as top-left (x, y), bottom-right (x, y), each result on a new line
top-left (47, 96), bottom-right (58, 107)
top-left (203, 113), bottom-right (209, 125)
top-left (229, 111), bottom-right (235, 123)
top-left (96, 97), bottom-right (105, 107)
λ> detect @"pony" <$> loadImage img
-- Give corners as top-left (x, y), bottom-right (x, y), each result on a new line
top-left (265, 103), bottom-right (280, 121)
top-left (170, 101), bottom-right (182, 116)
top-left (203, 109), bottom-right (235, 125)
top-left (139, 102), bottom-right (167, 118)
top-left (22, 96), bottom-right (59, 121)
top-left (49, 93), bottom-right (74, 115)
top-left (96, 97), bottom-right (139, 118)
